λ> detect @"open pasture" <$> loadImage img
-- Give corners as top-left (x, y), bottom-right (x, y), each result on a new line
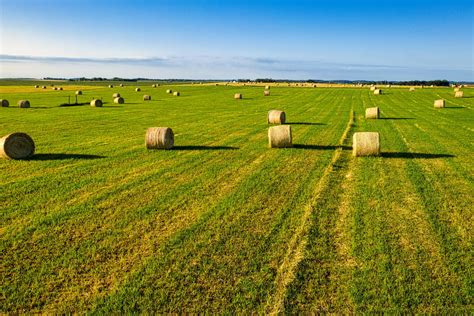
top-left (1, 82), bottom-right (473, 313)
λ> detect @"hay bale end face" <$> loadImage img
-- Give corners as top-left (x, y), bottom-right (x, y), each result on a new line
top-left (434, 99), bottom-right (445, 108)
top-left (268, 125), bottom-right (292, 148)
top-left (114, 97), bottom-right (124, 104)
top-left (455, 91), bottom-right (463, 98)
top-left (234, 93), bottom-right (242, 99)
top-left (109, 84), bottom-right (114, 88)
top-left (152, 84), bottom-right (157, 88)
top-left (365, 107), bottom-right (380, 119)
top-left (1, 99), bottom-right (9, 107)
top-left (135, 88), bottom-right (141, 92)
top-left (34, 85), bottom-right (39, 88)
top-left (143, 95), bottom-right (151, 101)
top-left (353, 132), bottom-right (380, 157)
top-left (18, 100), bottom-right (30, 108)
top-left (42, 86), bottom-right (47, 89)
top-left (374, 89), bottom-right (382, 95)
top-left (166, 89), bottom-right (172, 94)
top-left (0, 132), bottom-right (35, 159)
top-left (120, 84), bottom-right (124, 87)
top-left (145, 127), bottom-right (174, 150)
top-left (268, 110), bottom-right (286, 124)
top-left (113, 93), bottom-right (121, 98)
top-left (75, 90), bottom-right (82, 95)
top-left (59, 87), bottom-right (63, 90)
top-left (264, 90), bottom-right (270, 96)
top-left (173, 91), bottom-right (180, 96)
top-left (90, 99), bottom-right (103, 107)
top-left (265, 85), bottom-right (270, 90)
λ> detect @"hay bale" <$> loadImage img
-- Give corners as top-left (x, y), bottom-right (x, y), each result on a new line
top-left (365, 107), bottom-right (380, 119)
top-left (166, 89), bottom-right (172, 94)
top-left (145, 127), bottom-right (174, 150)
top-left (53, 87), bottom-right (58, 90)
top-left (18, 100), bottom-right (30, 108)
top-left (268, 110), bottom-right (286, 124)
top-left (409, 87), bottom-right (415, 91)
top-left (76, 90), bottom-right (82, 95)
top-left (352, 132), bottom-right (380, 157)
top-left (455, 91), bottom-right (463, 98)
top-left (268, 125), bottom-right (292, 148)
top-left (1, 99), bottom-right (9, 107)
top-left (265, 85), bottom-right (270, 90)
top-left (90, 99), bottom-right (102, 107)
top-left (234, 93), bottom-right (242, 99)
top-left (374, 89), bottom-right (382, 95)
top-left (135, 87), bottom-right (141, 92)
top-left (152, 84), bottom-right (157, 88)
top-left (0, 132), bottom-right (35, 159)
top-left (34, 85), bottom-right (39, 88)
top-left (120, 84), bottom-right (124, 87)
top-left (173, 91), bottom-right (180, 96)
top-left (434, 99), bottom-right (445, 108)
top-left (114, 97), bottom-right (124, 104)
top-left (370, 86), bottom-right (376, 91)
top-left (143, 95), bottom-right (151, 101)
top-left (454, 87), bottom-right (460, 92)
top-left (59, 87), bottom-right (63, 90)
top-left (42, 86), bottom-right (46, 89)
top-left (264, 90), bottom-right (270, 96)
top-left (112, 93), bottom-right (121, 98)
top-left (109, 84), bottom-right (114, 88)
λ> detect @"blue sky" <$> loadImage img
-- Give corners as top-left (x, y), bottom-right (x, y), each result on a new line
top-left (1, 0), bottom-right (473, 80)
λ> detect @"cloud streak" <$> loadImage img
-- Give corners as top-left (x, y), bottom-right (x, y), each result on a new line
top-left (0, 54), bottom-right (471, 80)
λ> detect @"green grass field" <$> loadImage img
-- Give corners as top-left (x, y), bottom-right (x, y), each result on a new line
top-left (1, 82), bottom-right (473, 313)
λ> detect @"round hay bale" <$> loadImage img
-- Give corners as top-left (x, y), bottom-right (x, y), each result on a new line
top-left (264, 90), bottom-right (270, 96)
top-left (76, 90), bottom-right (82, 95)
top-left (112, 93), bottom-right (121, 98)
top-left (152, 84), bottom-right (157, 88)
top-left (18, 100), bottom-right (30, 108)
top-left (90, 99), bottom-right (102, 107)
top-left (53, 87), bottom-right (58, 90)
top-left (0, 132), bottom-right (35, 159)
top-left (268, 110), bottom-right (286, 124)
top-left (59, 87), bottom-right (63, 90)
top-left (135, 87), bottom-right (141, 92)
top-left (454, 87), bottom-right (460, 92)
top-left (352, 132), bottom-right (380, 157)
top-left (370, 86), bottom-right (376, 91)
top-left (143, 95), bottom-right (151, 101)
top-left (374, 89), bottom-right (382, 95)
top-left (34, 85), bottom-right (39, 88)
top-left (455, 91), bottom-right (463, 98)
top-left (145, 127), bottom-right (174, 150)
top-left (268, 125), bottom-right (292, 148)
top-left (365, 107), bottom-right (379, 119)
top-left (166, 89), bottom-right (172, 94)
top-left (109, 84), bottom-right (114, 88)
top-left (173, 91), bottom-right (180, 96)
top-left (42, 86), bottom-right (46, 89)
top-left (409, 87), bottom-right (415, 91)
top-left (1, 99), bottom-right (9, 107)
top-left (434, 99), bottom-right (445, 108)
top-left (234, 93), bottom-right (242, 99)
top-left (120, 84), bottom-right (124, 87)
top-left (265, 85), bottom-right (270, 90)
top-left (114, 97), bottom-right (124, 104)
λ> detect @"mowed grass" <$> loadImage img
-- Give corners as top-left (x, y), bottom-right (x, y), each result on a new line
top-left (0, 82), bottom-right (473, 313)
